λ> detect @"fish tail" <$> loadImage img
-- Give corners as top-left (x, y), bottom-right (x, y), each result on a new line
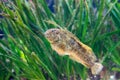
top-left (91, 62), bottom-right (103, 75)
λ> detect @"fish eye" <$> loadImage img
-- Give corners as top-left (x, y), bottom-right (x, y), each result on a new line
top-left (51, 29), bottom-right (55, 32)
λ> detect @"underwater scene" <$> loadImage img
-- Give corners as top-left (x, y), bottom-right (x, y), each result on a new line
top-left (0, 0), bottom-right (120, 80)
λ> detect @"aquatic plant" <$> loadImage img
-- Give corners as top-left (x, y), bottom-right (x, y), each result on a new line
top-left (0, 0), bottom-right (120, 80)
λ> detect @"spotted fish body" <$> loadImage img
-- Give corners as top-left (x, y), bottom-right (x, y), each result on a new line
top-left (45, 28), bottom-right (103, 75)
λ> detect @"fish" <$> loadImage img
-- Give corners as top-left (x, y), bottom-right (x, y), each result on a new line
top-left (45, 28), bottom-right (103, 75)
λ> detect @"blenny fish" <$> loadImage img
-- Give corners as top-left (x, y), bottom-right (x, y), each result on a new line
top-left (45, 28), bottom-right (103, 75)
